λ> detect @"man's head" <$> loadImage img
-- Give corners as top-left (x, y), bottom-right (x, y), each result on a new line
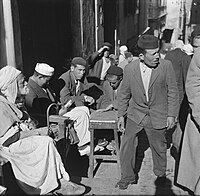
top-left (125, 52), bottom-right (133, 63)
top-left (119, 45), bottom-right (128, 56)
top-left (70, 57), bottom-right (86, 80)
top-left (106, 66), bottom-right (123, 90)
top-left (33, 63), bottom-right (54, 88)
top-left (137, 34), bottom-right (160, 68)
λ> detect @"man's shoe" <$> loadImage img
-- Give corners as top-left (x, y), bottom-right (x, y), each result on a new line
top-left (115, 178), bottom-right (138, 190)
top-left (155, 175), bottom-right (167, 186)
top-left (56, 180), bottom-right (85, 195)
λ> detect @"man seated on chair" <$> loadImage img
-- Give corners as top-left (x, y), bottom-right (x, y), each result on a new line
top-left (57, 57), bottom-right (104, 155)
top-left (25, 63), bottom-right (57, 127)
top-left (97, 65), bottom-right (123, 111)
top-left (25, 62), bottom-right (93, 156)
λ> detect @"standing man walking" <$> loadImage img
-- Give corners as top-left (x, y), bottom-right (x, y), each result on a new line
top-left (164, 40), bottom-right (191, 155)
top-left (116, 34), bottom-right (179, 190)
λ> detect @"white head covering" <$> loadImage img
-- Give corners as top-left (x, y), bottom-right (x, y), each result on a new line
top-left (174, 40), bottom-right (184, 50)
top-left (0, 65), bottom-right (21, 103)
top-left (119, 45), bottom-right (128, 56)
top-left (183, 44), bottom-right (194, 55)
top-left (35, 63), bottom-right (54, 76)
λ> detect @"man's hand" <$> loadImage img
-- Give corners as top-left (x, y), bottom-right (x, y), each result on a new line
top-left (118, 116), bottom-right (125, 134)
top-left (167, 116), bottom-right (176, 130)
top-left (84, 95), bottom-right (95, 105)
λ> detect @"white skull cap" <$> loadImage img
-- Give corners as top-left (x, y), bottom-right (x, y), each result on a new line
top-left (35, 63), bottom-right (54, 76)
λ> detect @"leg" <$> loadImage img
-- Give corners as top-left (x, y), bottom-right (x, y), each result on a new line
top-left (145, 127), bottom-right (167, 177)
top-left (116, 118), bottom-right (142, 189)
top-left (63, 106), bottom-right (90, 147)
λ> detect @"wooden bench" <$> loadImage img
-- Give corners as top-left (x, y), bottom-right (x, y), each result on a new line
top-left (88, 110), bottom-right (120, 179)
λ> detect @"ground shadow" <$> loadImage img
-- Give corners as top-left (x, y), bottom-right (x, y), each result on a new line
top-left (154, 178), bottom-right (176, 196)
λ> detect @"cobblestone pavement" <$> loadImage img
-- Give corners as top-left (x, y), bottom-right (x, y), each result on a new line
top-left (78, 148), bottom-right (189, 195)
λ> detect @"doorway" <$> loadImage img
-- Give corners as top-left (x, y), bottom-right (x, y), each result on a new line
top-left (16, 0), bottom-right (72, 80)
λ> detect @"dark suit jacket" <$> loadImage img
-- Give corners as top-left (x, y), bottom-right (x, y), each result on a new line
top-left (25, 78), bottom-right (57, 127)
top-left (165, 48), bottom-right (191, 103)
top-left (59, 70), bottom-right (90, 106)
top-left (118, 59), bottom-right (179, 129)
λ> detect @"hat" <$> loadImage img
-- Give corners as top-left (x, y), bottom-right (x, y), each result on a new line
top-left (191, 25), bottom-right (200, 38)
top-left (72, 57), bottom-right (86, 67)
top-left (102, 42), bottom-right (112, 49)
top-left (138, 34), bottom-right (159, 49)
top-left (107, 66), bottom-right (123, 76)
top-left (183, 44), bottom-right (194, 55)
top-left (119, 45), bottom-right (128, 53)
top-left (125, 52), bottom-right (132, 59)
top-left (35, 63), bottom-right (54, 76)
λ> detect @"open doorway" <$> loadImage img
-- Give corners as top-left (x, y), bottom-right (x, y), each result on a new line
top-left (16, 0), bottom-right (72, 80)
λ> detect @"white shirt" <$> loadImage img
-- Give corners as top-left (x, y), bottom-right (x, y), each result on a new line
top-left (75, 80), bottom-right (80, 95)
top-left (100, 57), bottom-right (111, 80)
top-left (140, 62), bottom-right (152, 102)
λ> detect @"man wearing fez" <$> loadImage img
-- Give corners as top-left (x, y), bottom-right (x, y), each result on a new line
top-left (116, 34), bottom-right (179, 189)
top-left (87, 42), bottom-right (113, 85)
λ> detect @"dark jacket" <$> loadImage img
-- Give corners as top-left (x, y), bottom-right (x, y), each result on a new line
top-left (25, 78), bottom-right (57, 127)
top-left (165, 48), bottom-right (191, 103)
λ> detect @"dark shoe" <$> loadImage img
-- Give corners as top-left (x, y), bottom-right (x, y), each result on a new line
top-left (115, 178), bottom-right (138, 190)
top-left (155, 175), bottom-right (167, 186)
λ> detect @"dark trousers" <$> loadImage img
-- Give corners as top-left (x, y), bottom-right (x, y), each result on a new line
top-left (120, 116), bottom-right (167, 181)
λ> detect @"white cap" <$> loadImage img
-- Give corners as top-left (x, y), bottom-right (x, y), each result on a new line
top-left (119, 45), bottom-right (128, 53)
top-left (35, 63), bottom-right (54, 76)
top-left (183, 44), bottom-right (194, 55)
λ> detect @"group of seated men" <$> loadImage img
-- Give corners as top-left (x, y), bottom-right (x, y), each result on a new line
top-left (24, 55), bottom-right (123, 157)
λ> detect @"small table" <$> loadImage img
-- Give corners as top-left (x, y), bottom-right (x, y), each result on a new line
top-left (89, 110), bottom-right (120, 179)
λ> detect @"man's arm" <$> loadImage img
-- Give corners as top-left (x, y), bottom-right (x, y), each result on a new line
top-left (181, 54), bottom-right (191, 83)
top-left (87, 46), bottom-right (109, 68)
top-left (117, 66), bottom-right (131, 118)
top-left (166, 60), bottom-right (180, 118)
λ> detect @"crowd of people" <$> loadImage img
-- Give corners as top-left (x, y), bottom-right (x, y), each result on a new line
top-left (1, 25), bottom-right (200, 195)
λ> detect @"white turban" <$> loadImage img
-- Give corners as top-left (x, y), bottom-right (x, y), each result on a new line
top-left (0, 65), bottom-right (21, 103)
top-left (119, 45), bottom-right (128, 55)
